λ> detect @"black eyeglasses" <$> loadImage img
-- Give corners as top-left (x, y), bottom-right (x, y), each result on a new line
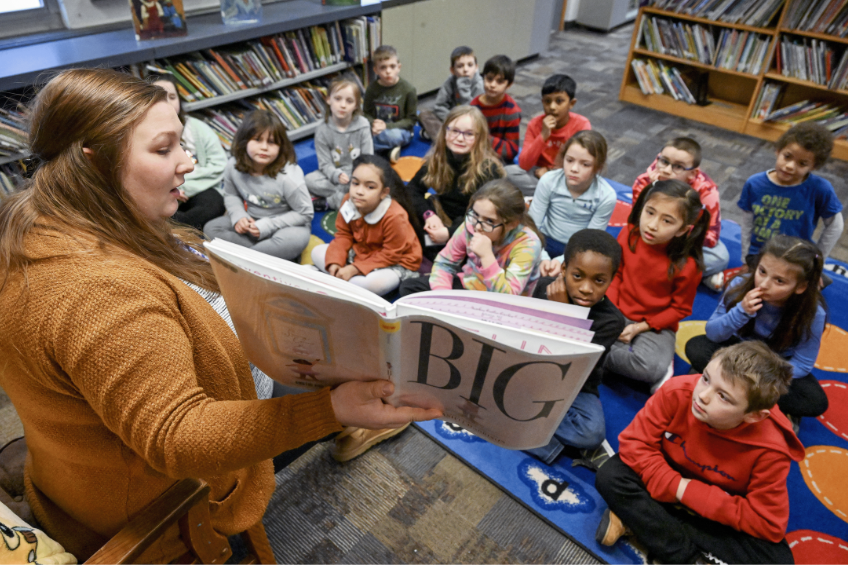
top-left (656, 154), bottom-right (696, 174)
top-left (465, 210), bottom-right (504, 233)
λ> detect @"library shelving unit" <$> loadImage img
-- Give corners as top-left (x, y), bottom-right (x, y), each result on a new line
top-left (620, 0), bottom-right (848, 161)
top-left (0, 0), bottom-right (384, 188)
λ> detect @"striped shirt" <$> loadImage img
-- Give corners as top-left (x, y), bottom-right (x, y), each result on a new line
top-left (429, 221), bottom-right (541, 296)
top-left (471, 93), bottom-right (522, 163)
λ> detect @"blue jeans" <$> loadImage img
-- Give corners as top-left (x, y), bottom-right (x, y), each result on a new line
top-left (525, 392), bottom-right (606, 464)
top-left (544, 235), bottom-right (566, 261)
top-left (702, 239), bottom-right (730, 277)
top-left (373, 128), bottom-right (413, 152)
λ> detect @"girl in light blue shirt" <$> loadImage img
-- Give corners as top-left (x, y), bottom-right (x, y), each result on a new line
top-left (528, 130), bottom-right (617, 277)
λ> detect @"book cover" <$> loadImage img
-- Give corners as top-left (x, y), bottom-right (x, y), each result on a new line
top-left (129, 0), bottom-right (187, 41)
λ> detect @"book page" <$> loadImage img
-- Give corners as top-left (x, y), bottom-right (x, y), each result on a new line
top-left (397, 290), bottom-right (594, 343)
top-left (205, 239), bottom-right (393, 316)
top-left (207, 244), bottom-right (392, 389)
top-left (390, 315), bottom-right (603, 449)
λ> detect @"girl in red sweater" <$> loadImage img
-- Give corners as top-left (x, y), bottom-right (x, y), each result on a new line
top-left (311, 154), bottom-right (423, 296)
top-left (604, 179), bottom-right (710, 392)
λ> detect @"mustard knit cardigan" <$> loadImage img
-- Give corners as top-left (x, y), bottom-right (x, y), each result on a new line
top-left (0, 224), bottom-right (343, 561)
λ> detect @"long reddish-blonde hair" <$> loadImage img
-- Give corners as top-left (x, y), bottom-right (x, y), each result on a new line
top-left (423, 105), bottom-right (504, 197)
top-left (0, 68), bottom-right (218, 293)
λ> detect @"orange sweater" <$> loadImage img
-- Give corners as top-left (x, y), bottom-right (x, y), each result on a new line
top-left (326, 195), bottom-right (422, 274)
top-left (0, 223), bottom-right (342, 561)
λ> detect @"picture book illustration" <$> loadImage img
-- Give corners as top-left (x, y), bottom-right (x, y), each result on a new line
top-left (129, 0), bottom-right (187, 41)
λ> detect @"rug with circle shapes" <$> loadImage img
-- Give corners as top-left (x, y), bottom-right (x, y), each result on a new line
top-left (294, 131), bottom-right (848, 563)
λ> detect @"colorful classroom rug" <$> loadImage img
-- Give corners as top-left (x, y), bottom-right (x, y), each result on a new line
top-left (293, 132), bottom-right (848, 564)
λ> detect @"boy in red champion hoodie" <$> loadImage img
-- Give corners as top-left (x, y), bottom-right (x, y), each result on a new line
top-left (595, 341), bottom-right (804, 564)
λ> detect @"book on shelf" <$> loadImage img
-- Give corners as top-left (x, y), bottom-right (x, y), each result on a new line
top-left (204, 239), bottom-right (605, 450)
top-left (647, 0), bottom-right (785, 28)
top-left (784, 0), bottom-right (848, 38)
top-left (639, 15), bottom-right (715, 64)
top-left (0, 164), bottom-right (23, 198)
top-left (777, 36), bottom-right (838, 86)
top-left (0, 107), bottom-right (28, 159)
top-left (632, 58), bottom-right (697, 104)
top-left (752, 82), bottom-right (785, 119)
top-left (764, 97), bottom-right (848, 138)
top-left (714, 29), bottom-right (771, 74)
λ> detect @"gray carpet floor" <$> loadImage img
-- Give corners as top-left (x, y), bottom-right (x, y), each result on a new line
top-left (2, 20), bottom-right (848, 565)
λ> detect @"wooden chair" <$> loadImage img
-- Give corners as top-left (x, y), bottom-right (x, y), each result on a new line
top-left (0, 438), bottom-right (276, 564)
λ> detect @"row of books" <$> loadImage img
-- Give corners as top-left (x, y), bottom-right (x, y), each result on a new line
top-left (150, 17), bottom-right (378, 104)
top-left (714, 29), bottom-right (771, 74)
top-left (631, 58), bottom-right (698, 104)
top-left (775, 36), bottom-right (848, 88)
top-left (638, 15), bottom-right (770, 74)
top-left (762, 95), bottom-right (848, 138)
top-left (0, 107), bottom-right (27, 160)
top-left (192, 71), bottom-right (362, 150)
top-left (752, 82), bottom-right (784, 119)
top-left (783, 0), bottom-right (848, 37)
top-left (648, 0), bottom-right (785, 28)
top-left (639, 16), bottom-right (715, 64)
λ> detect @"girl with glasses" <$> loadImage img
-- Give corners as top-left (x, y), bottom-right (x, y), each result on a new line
top-left (399, 179), bottom-right (543, 296)
top-left (406, 105), bottom-right (504, 260)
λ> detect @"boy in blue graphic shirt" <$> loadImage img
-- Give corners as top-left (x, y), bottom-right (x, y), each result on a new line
top-left (738, 122), bottom-right (843, 269)
top-left (594, 341), bottom-right (804, 564)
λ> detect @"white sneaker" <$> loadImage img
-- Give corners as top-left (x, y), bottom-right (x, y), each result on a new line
top-left (703, 272), bottom-right (724, 292)
top-left (389, 146), bottom-right (401, 163)
top-left (650, 361), bottom-right (675, 394)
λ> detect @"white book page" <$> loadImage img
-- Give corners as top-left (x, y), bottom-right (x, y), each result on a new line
top-left (396, 290), bottom-right (594, 342)
top-left (205, 239), bottom-right (393, 316)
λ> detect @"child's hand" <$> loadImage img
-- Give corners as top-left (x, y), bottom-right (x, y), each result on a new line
top-left (372, 119), bottom-right (386, 135)
top-left (424, 215), bottom-right (445, 233)
top-left (338, 172), bottom-right (350, 185)
top-left (468, 232), bottom-right (495, 263)
top-left (741, 287), bottom-right (764, 316)
top-left (545, 276), bottom-right (569, 303)
top-left (534, 166), bottom-right (549, 179)
top-left (541, 114), bottom-right (558, 140)
top-left (177, 189), bottom-right (189, 203)
top-left (618, 321), bottom-right (649, 344)
top-left (426, 226), bottom-right (450, 244)
top-left (327, 264), bottom-right (340, 277)
top-left (245, 218), bottom-right (260, 238)
top-left (234, 217), bottom-right (252, 234)
top-left (539, 259), bottom-right (562, 277)
top-left (648, 167), bottom-right (663, 183)
top-left (335, 264), bottom-right (361, 281)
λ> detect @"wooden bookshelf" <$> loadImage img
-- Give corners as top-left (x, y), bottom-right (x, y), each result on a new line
top-left (621, 2), bottom-right (848, 162)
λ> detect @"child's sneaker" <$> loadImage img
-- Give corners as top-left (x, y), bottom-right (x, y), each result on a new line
top-left (330, 423), bottom-right (410, 462)
top-left (703, 266), bottom-right (746, 292)
top-left (788, 414), bottom-right (801, 436)
top-left (389, 146), bottom-right (401, 163)
top-left (573, 440), bottom-right (615, 472)
top-left (695, 551), bottom-right (728, 565)
top-left (596, 508), bottom-right (629, 546)
top-left (311, 196), bottom-right (329, 212)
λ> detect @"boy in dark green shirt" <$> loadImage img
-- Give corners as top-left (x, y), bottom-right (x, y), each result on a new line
top-left (363, 45), bottom-right (417, 162)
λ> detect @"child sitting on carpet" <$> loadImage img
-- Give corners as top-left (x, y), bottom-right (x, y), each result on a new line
top-left (528, 130), bottom-right (617, 277)
top-left (470, 55), bottom-right (521, 166)
top-left (684, 235), bottom-right (828, 429)
top-left (525, 229), bottom-right (625, 465)
top-left (595, 341), bottom-right (804, 564)
top-left (418, 45), bottom-right (484, 142)
top-left (506, 74), bottom-right (591, 196)
top-left (399, 179), bottom-right (542, 297)
top-left (311, 154), bottom-right (423, 297)
top-left (305, 78), bottom-right (374, 210)
top-left (603, 179), bottom-right (709, 392)
top-left (203, 110), bottom-right (312, 261)
top-left (363, 45), bottom-right (417, 162)
top-left (407, 105), bottom-right (504, 259)
top-left (737, 123), bottom-right (843, 280)
top-left (631, 137), bottom-right (727, 288)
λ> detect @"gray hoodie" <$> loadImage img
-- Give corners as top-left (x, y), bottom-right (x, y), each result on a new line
top-left (222, 158), bottom-right (314, 239)
top-left (432, 73), bottom-right (485, 121)
top-left (314, 115), bottom-right (374, 184)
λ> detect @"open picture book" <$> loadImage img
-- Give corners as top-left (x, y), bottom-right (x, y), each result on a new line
top-left (205, 239), bottom-right (605, 450)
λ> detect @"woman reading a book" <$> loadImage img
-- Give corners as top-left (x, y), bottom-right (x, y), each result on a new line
top-left (0, 68), bottom-right (440, 562)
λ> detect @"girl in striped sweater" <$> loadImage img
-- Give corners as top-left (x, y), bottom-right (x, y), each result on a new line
top-left (399, 179), bottom-right (543, 296)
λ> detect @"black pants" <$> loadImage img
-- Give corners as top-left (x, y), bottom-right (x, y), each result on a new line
top-left (398, 274), bottom-right (464, 297)
top-left (685, 335), bottom-right (828, 417)
top-left (172, 188), bottom-right (226, 232)
top-left (595, 454), bottom-right (794, 564)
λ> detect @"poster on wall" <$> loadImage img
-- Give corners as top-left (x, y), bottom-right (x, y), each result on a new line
top-left (129, 0), bottom-right (188, 41)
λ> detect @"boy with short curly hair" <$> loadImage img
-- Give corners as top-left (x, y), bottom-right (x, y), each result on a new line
top-left (595, 341), bottom-right (804, 564)
top-left (738, 122), bottom-right (843, 269)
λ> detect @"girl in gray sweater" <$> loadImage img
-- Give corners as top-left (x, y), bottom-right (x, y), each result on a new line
top-left (305, 78), bottom-right (373, 210)
top-left (204, 110), bottom-right (313, 261)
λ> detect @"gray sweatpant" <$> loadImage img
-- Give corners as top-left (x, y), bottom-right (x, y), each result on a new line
top-left (305, 170), bottom-right (347, 210)
top-left (204, 215), bottom-right (311, 261)
top-left (603, 315), bottom-right (676, 385)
